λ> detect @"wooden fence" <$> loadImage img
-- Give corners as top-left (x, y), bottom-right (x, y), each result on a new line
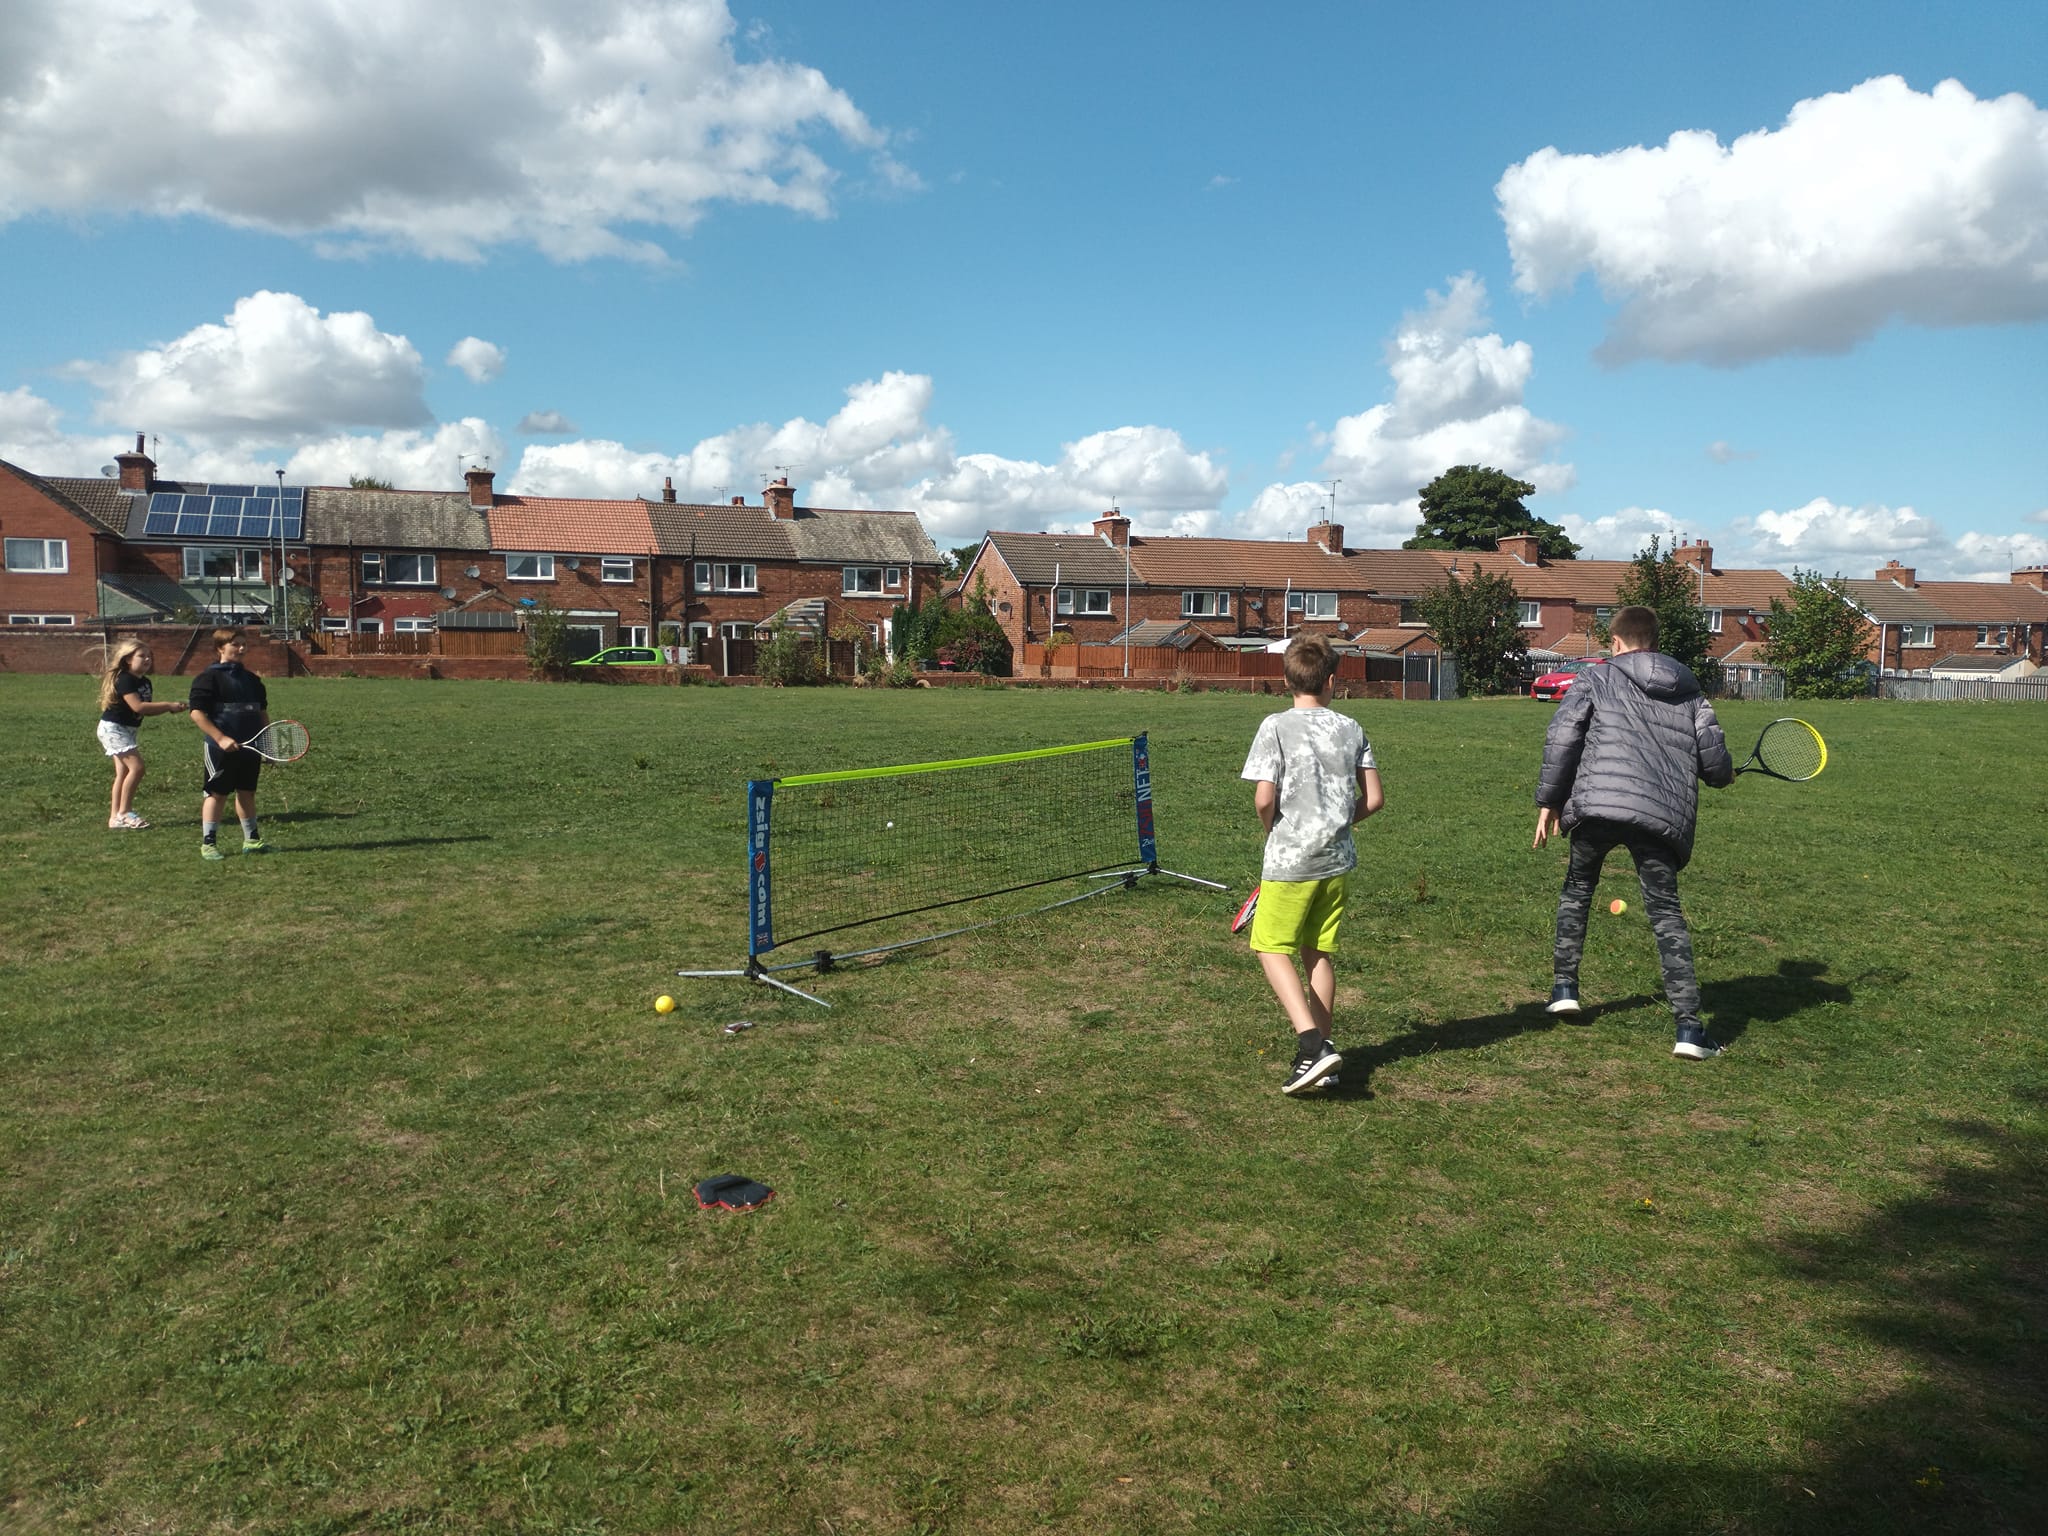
top-left (1879, 676), bottom-right (2048, 702)
top-left (1019, 643), bottom-right (1371, 680)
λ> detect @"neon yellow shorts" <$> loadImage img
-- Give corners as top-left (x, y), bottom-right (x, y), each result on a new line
top-left (1248, 875), bottom-right (1348, 956)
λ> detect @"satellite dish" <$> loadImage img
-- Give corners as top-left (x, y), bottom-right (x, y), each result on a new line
top-left (465, 565), bottom-right (480, 578)
top-left (282, 564), bottom-right (297, 581)
top-left (100, 464), bottom-right (119, 478)
top-left (440, 586), bottom-right (457, 599)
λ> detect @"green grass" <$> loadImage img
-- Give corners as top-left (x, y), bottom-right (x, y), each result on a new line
top-left (3, 674), bottom-right (2043, 1534)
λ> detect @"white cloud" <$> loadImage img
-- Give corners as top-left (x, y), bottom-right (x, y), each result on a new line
top-left (447, 338), bottom-right (506, 384)
top-left (1240, 274), bottom-right (1573, 544)
top-left (0, 0), bottom-right (917, 262)
top-left (1559, 506), bottom-right (1687, 561)
top-left (283, 420), bottom-right (504, 491)
top-left (69, 291), bottom-right (429, 443)
top-left (517, 410), bottom-right (579, 435)
top-left (1706, 440), bottom-right (1756, 464)
top-left (1499, 76), bottom-right (2048, 365)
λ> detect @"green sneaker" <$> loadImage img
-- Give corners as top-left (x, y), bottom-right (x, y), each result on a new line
top-left (201, 841), bottom-right (225, 861)
top-left (241, 838), bottom-right (270, 854)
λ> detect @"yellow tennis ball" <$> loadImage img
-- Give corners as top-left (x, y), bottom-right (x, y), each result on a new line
top-left (1609, 899), bottom-right (1628, 915)
top-left (654, 995), bottom-right (676, 1014)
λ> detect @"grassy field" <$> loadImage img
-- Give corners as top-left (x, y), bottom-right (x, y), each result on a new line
top-left (2, 673), bottom-right (2043, 1535)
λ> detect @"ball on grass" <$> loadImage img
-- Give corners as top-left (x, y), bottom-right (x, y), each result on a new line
top-left (885, 820), bottom-right (894, 829)
top-left (654, 994), bottom-right (676, 1014)
top-left (1609, 899), bottom-right (1628, 915)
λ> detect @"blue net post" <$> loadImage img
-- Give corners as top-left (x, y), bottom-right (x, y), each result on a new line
top-left (1131, 733), bottom-right (1157, 869)
top-left (747, 778), bottom-right (776, 961)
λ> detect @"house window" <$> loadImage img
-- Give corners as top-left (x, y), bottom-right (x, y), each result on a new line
top-left (319, 617), bottom-right (349, 634)
top-left (1055, 587), bottom-right (1075, 615)
top-left (184, 547), bottom-right (263, 582)
top-left (1517, 600), bottom-right (1542, 627)
top-left (394, 617), bottom-right (436, 634)
top-left (1900, 624), bottom-right (1933, 648)
top-left (1705, 608), bottom-right (1723, 633)
top-left (843, 566), bottom-right (888, 595)
top-left (1182, 590), bottom-right (1230, 618)
top-left (4, 537), bottom-right (67, 573)
top-left (7, 613), bottom-right (75, 625)
top-left (506, 553), bottom-right (555, 581)
top-left (695, 562), bottom-right (756, 593)
top-left (1977, 624), bottom-right (2009, 649)
top-left (624, 625), bottom-right (649, 646)
top-left (1081, 589), bottom-right (1112, 615)
top-left (1595, 606), bottom-right (1615, 628)
top-left (361, 552), bottom-right (435, 585)
top-left (1397, 599), bottom-right (1425, 626)
top-left (356, 619), bottom-right (384, 635)
top-left (1287, 591), bottom-right (1338, 620)
top-left (600, 557), bottom-right (634, 583)
top-left (719, 621), bottom-right (754, 639)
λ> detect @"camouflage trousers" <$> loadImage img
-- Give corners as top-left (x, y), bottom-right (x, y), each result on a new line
top-left (1554, 819), bottom-right (1702, 1030)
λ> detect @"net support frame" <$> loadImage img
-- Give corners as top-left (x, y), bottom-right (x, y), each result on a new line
top-left (676, 732), bottom-right (1222, 1008)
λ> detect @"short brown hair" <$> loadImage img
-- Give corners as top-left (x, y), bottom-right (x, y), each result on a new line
top-left (211, 627), bottom-right (245, 650)
top-left (1282, 632), bottom-right (1340, 695)
top-left (1610, 605), bottom-right (1659, 649)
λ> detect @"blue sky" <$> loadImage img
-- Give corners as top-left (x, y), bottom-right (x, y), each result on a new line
top-left (2, 0), bottom-right (2043, 578)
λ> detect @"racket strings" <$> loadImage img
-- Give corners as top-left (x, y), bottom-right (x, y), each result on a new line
top-left (1757, 720), bottom-right (1824, 780)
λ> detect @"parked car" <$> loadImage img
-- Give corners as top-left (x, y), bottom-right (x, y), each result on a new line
top-left (1529, 657), bottom-right (1604, 701)
top-left (572, 645), bottom-right (665, 667)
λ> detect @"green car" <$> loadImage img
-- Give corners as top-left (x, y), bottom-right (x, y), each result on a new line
top-left (572, 645), bottom-right (667, 667)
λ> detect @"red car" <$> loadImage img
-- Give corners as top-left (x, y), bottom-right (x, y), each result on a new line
top-left (1529, 657), bottom-right (1605, 701)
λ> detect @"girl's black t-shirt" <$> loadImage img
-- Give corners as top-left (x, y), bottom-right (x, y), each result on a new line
top-left (101, 673), bottom-right (152, 728)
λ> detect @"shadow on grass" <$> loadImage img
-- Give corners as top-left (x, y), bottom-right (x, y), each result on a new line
top-left (266, 809), bottom-right (358, 825)
top-left (1699, 958), bottom-right (1854, 1050)
top-left (293, 834), bottom-right (493, 854)
top-left (1457, 1105), bottom-right (2048, 1536)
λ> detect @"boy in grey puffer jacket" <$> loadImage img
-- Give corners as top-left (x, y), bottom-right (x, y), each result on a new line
top-left (1533, 605), bottom-right (1734, 1058)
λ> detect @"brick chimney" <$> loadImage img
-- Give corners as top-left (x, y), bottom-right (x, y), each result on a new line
top-left (1307, 521), bottom-right (1345, 553)
top-left (661, 476), bottom-right (676, 504)
top-left (114, 432), bottom-right (155, 493)
top-left (1094, 508), bottom-right (1131, 547)
top-left (764, 478), bottom-right (796, 520)
top-left (2012, 567), bottom-right (2048, 591)
top-left (1497, 533), bottom-right (1541, 565)
top-left (465, 465), bottom-right (495, 510)
top-left (1879, 560), bottom-right (1915, 588)
top-left (1674, 539), bottom-right (1713, 571)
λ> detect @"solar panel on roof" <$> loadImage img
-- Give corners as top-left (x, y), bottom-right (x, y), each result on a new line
top-left (175, 510), bottom-right (209, 534)
top-left (209, 483), bottom-right (256, 498)
top-left (208, 498), bottom-right (243, 535)
top-left (281, 513), bottom-right (303, 539)
top-left (254, 483), bottom-right (278, 498)
top-left (240, 508), bottom-right (274, 537)
top-left (142, 493), bottom-right (179, 534)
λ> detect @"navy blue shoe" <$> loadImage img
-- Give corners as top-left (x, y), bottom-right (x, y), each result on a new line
top-left (1673, 1024), bottom-right (1724, 1060)
top-left (1546, 983), bottom-right (1581, 1016)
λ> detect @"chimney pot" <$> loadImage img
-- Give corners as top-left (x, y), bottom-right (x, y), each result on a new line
top-left (1879, 560), bottom-right (1916, 588)
top-left (114, 432), bottom-right (156, 493)
top-left (765, 478), bottom-right (796, 519)
top-left (465, 465), bottom-right (496, 510)
top-left (662, 476), bottom-right (676, 504)
top-left (1093, 509), bottom-right (1131, 548)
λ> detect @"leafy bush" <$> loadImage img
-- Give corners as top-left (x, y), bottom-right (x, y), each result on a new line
top-left (525, 597), bottom-right (570, 678)
top-left (756, 620), bottom-right (820, 686)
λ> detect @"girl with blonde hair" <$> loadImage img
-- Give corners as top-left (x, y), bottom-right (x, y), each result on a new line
top-left (96, 639), bottom-right (186, 829)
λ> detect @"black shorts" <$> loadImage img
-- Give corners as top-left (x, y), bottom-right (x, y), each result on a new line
top-left (202, 738), bottom-right (263, 795)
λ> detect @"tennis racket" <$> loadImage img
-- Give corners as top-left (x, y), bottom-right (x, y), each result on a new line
top-left (1735, 717), bottom-right (1826, 781)
top-left (242, 719), bottom-right (311, 763)
top-left (1231, 886), bottom-right (1260, 934)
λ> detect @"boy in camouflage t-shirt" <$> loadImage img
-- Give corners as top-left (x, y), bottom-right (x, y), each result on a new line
top-left (1240, 634), bottom-right (1384, 1094)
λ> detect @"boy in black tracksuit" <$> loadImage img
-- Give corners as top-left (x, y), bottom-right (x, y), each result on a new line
top-left (1533, 606), bottom-right (1733, 1058)
top-left (187, 628), bottom-right (272, 860)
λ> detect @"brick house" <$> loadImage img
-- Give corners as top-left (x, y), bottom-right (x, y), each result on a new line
top-left (1, 455), bottom-right (129, 627)
top-left (1844, 561), bottom-right (2048, 676)
top-left (646, 477), bottom-right (941, 661)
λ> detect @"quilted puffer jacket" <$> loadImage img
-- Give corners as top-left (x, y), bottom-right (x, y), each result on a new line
top-left (1534, 650), bottom-right (1734, 867)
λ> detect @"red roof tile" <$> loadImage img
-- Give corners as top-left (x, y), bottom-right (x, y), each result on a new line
top-left (489, 496), bottom-right (658, 555)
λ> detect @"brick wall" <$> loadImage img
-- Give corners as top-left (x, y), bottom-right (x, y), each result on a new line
top-left (0, 466), bottom-right (110, 623)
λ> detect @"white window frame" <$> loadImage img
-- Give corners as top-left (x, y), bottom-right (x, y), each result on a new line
top-left (1182, 589), bottom-right (1230, 618)
top-left (361, 551), bottom-right (436, 586)
top-left (393, 617), bottom-right (436, 634)
top-left (506, 553), bottom-right (555, 582)
top-left (1076, 588), bottom-right (1109, 615)
top-left (1977, 624), bottom-right (2009, 649)
top-left (695, 561), bottom-right (756, 593)
top-left (356, 619), bottom-right (384, 635)
top-left (1397, 598), bottom-right (1425, 627)
top-left (623, 624), bottom-right (649, 647)
top-left (1054, 587), bottom-right (1075, 615)
top-left (719, 620), bottom-right (754, 639)
top-left (1517, 600), bottom-right (1542, 628)
top-left (4, 537), bottom-right (67, 573)
top-left (183, 546), bottom-right (263, 582)
top-left (1705, 607), bottom-right (1724, 634)
top-left (842, 565), bottom-right (889, 596)
top-left (1900, 624), bottom-right (1933, 648)
top-left (319, 616), bottom-right (349, 634)
top-left (600, 557), bottom-right (634, 583)
top-left (8, 613), bottom-right (75, 625)
top-left (1287, 591), bottom-right (1338, 620)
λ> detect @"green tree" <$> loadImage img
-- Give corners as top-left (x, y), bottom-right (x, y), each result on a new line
top-left (1763, 569), bottom-right (1872, 699)
top-left (891, 590), bottom-right (949, 661)
top-left (940, 541), bottom-right (983, 580)
top-left (930, 579), bottom-right (1011, 676)
top-left (525, 596), bottom-right (570, 678)
top-left (1403, 465), bottom-right (1579, 559)
top-left (1418, 567), bottom-right (1529, 696)
top-left (1604, 537), bottom-right (1721, 691)
top-left (348, 474), bottom-right (394, 490)
top-left (756, 618), bottom-right (820, 685)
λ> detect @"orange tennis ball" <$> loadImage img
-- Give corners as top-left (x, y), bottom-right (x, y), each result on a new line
top-left (1609, 899), bottom-right (1628, 915)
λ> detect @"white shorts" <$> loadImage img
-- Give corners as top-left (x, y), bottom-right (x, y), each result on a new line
top-left (97, 720), bottom-right (140, 757)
